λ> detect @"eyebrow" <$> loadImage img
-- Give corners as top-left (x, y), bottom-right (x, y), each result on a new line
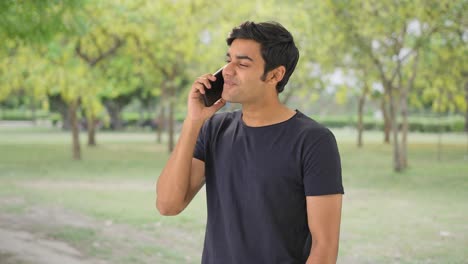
top-left (226, 53), bottom-right (254, 62)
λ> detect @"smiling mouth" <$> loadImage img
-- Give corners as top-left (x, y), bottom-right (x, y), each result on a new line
top-left (223, 79), bottom-right (237, 86)
top-left (223, 83), bottom-right (236, 90)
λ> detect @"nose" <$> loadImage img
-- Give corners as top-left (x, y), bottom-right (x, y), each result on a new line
top-left (223, 62), bottom-right (235, 77)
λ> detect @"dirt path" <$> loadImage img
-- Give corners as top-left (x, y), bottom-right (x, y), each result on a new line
top-left (0, 197), bottom-right (104, 264)
top-left (0, 227), bottom-right (94, 264)
top-left (0, 196), bottom-right (200, 264)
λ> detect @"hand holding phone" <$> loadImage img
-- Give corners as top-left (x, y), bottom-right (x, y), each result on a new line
top-left (202, 67), bottom-right (224, 107)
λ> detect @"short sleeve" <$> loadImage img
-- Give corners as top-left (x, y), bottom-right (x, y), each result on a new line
top-left (194, 121), bottom-right (209, 162)
top-left (302, 130), bottom-right (344, 196)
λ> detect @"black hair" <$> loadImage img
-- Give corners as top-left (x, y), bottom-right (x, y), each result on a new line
top-left (226, 21), bottom-right (299, 93)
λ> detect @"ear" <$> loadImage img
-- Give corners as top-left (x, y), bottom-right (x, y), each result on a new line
top-left (266, 66), bottom-right (286, 84)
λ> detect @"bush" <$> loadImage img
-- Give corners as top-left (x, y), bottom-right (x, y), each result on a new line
top-left (2, 109), bottom-right (465, 133)
top-left (0, 109), bottom-right (50, 121)
top-left (316, 115), bottom-right (465, 133)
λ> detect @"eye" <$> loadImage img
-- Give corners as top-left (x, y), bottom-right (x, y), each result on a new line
top-left (239, 64), bottom-right (248, 68)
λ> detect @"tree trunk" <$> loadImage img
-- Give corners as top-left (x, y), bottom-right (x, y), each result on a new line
top-left (462, 75), bottom-right (468, 160)
top-left (49, 94), bottom-right (71, 130)
top-left (69, 100), bottom-right (81, 160)
top-left (139, 106), bottom-right (145, 125)
top-left (437, 118), bottom-right (443, 161)
top-left (58, 109), bottom-right (71, 130)
top-left (388, 88), bottom-right (402, 172)
top-left (357, 92), bottom-right (366, 148)
top-left (157, 103), bottom-right (165, 144)
top-left (400, 89), bottom-right (408, 169)
top-left (104, 101), bottom-right (123, 130)
top-left (31, 95), bottom-right (37, 126)
top-left (168, 92), bottom-right (175, 153)
top-left (400, 52), bottom-right (419, 169)
top-left (381, 96), bottom-right (391, 144)
top-left (87, 114), bottom-right (96, 146)
top-left (465, 79), bottom-right (468, 132)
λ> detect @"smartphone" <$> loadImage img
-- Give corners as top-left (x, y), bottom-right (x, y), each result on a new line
top-left (202, 67), bottom-right (224, 107)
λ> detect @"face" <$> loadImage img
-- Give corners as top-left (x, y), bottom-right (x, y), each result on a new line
top-left (222, 39), bottom-right (269, 104)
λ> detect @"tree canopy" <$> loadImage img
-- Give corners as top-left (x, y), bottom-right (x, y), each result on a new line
top-left (0, 0), bottom-right (466, 168)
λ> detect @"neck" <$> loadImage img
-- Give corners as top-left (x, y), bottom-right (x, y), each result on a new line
top-left (241, 98), bottom-right (295, 127)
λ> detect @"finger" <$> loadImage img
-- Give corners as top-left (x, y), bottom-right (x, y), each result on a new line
top-left (192, 80), bottom-right (207, 94)
top-left (199, 74), bottom-right (216, 88)
top-left (210, 98), bottom-right (226, 111)
top-left (207, 74), bottom-right (216, 82)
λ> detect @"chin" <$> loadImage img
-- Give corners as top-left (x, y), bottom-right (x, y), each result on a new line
top-left (223, 92), bottom-right (242, 104)
top-left (223, 96), bottom-right (238, 104)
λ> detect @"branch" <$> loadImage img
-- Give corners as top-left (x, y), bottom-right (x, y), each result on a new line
top-left (75, 38), bottom-right (92, 63)
top-left (357, 33), bottom-right (391, 91)
top-left (407, 50), bottom-right (420, 91)
top-left (89, 32), bottom-right (103, 55)
top-left (124, 32), bottom-right (171, 77)
top-left (75, 34), bottom-right (124, 67)
top-left (388, 23), bottom-right (407, 84)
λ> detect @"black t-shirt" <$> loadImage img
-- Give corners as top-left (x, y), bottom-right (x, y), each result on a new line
top-left (194, 110), bottom-right (344, 264)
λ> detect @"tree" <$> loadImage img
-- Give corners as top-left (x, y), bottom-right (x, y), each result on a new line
top-left (0, 0), bottom-right (84, 44)
top-left (47, 38), bottom-right (98, 159)
top-left (125, 0), bottom-right (229, 152)
top-left (0, 43), bottom-right (54, 124)
top-left (75, 28), bottom-right (126, 138)
top-left (317, 0), bottom-right (461, 171)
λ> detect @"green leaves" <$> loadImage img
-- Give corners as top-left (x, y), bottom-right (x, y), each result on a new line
top-left (0, 0), bottom-right (465, 116)
top-left (0, 0), bottom-right (86, 44)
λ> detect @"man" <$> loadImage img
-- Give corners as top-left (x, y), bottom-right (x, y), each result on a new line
top-left (156, 21), bottom-right (344, 264)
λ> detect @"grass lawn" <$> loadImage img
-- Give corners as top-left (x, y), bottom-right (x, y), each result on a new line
top-left (0, 125), bottom-right (467, 263)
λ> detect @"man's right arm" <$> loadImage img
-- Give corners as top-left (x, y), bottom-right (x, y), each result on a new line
top-left (156, 119), bottom-right (206, 216)
top-left (155, 73), bottom-right (225, 216)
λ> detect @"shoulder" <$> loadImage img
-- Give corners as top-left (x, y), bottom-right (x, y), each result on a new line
top-left (290, 112), bottom-right (340, 155)
top-left (293, 111), bottom-right (335, 140)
